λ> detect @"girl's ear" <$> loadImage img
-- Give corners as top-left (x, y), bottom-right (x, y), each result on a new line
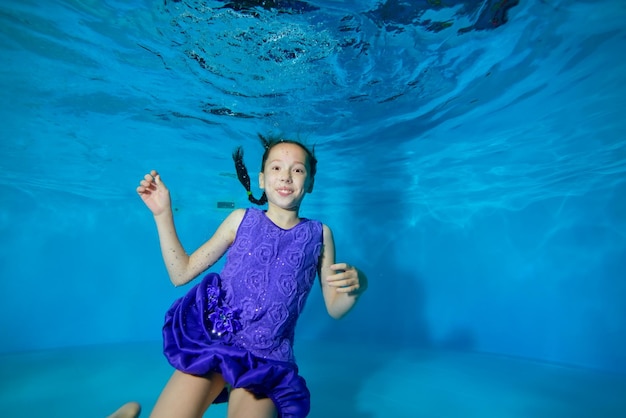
top-left (258, 172), bottom-right (265, 190)
top-left (307, 178), bottom-right (314, 193)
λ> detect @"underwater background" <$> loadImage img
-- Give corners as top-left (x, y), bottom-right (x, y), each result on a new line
top-left (1, 0), bottom-right (625, 416)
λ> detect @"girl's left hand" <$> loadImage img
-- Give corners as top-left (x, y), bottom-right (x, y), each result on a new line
top-left (327, 263), bottom-right (361, 295)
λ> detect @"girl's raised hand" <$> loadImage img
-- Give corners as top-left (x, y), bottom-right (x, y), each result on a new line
top-left (136, 170), bottom-right (171, 216)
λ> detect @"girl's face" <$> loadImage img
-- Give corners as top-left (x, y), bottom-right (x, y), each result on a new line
top-left (259, 142), bottom-right (313, 211)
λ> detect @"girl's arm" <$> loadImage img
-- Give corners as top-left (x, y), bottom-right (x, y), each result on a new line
top-left (137, 171), bottom-right (244, 286)
top-left (153, 207), bottom-right (243, 286)
top-left (318, 224), bottom-right (368, 319)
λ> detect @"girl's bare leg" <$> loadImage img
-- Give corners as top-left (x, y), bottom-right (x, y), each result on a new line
top-left (227, 388), bottom-right (277, 418)
top-left (149, 370), bottom-right (226, 418)
top-left (107, 402), bottom-right (141, 418)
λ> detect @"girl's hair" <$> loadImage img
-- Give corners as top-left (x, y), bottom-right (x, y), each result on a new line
top-left (232, 134), bottom-right (317, 206)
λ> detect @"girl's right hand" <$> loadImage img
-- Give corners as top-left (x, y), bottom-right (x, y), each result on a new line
top-left (136, 170), bottom-right (171, 216)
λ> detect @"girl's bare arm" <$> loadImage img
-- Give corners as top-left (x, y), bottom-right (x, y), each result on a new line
top-left (318, 224), bottom-right (367, 319)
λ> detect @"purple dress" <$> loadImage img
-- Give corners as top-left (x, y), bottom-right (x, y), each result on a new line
top-left (162, 208), bottom-right (323, 417)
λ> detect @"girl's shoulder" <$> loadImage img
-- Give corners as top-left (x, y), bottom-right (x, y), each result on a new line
top-left (231, 208), bottom-right (248, 216)
top-left (221, 208), bottom-right (247, 233)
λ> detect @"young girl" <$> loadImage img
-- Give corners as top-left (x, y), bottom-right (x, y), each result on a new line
top-left (124, 135), bottom-right (366, 418)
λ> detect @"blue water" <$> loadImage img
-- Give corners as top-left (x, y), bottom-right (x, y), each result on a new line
top-left (1, 0), bottom-right (625, 416)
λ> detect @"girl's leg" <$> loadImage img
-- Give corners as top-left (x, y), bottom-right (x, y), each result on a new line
top-left (227, 388), bottom-right (277, 418)
top-left (150, 370), bottom-right (226, 418)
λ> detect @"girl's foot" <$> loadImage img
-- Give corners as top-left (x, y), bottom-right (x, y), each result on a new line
top-left (106, 402), bottom-right (141, 418)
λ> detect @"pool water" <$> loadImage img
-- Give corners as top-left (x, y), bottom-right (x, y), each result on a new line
top-left (2, 341), bottom-right (625, 417)
top-left (1, 0), bottom-right (625, 417)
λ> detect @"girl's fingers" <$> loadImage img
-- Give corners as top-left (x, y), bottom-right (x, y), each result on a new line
top-left (336, 282), bottom-right (360, 293)
top-left (330, 263), bottom-right (350, 271)
top-left (327, 273), bottom-right (358, 288)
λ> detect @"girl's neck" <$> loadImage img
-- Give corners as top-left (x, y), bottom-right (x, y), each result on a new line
top-left (264, 205), bottom-right (301, 230)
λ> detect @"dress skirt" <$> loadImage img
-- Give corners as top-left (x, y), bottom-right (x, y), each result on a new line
top-left (162, 273), bottom-right (310, 418)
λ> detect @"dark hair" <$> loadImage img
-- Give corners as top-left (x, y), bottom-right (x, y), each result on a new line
top-left (232, 134), bottom-right (317, 206)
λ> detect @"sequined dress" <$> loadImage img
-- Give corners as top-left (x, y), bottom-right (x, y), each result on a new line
top-left (162, 207), bottom-right (323, 418)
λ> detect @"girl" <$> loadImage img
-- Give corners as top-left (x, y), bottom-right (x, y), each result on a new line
top-left (126, 135), bottom-right (366, 418)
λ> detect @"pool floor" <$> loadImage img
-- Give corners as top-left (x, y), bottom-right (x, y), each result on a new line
top-left (1, 341), bottom-right (624, 417)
